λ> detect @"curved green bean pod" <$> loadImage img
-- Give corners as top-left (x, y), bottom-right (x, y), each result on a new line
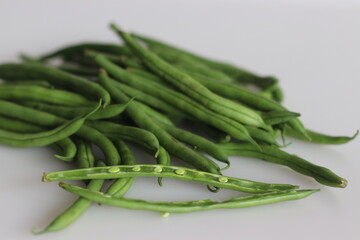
top-left (111, 24), bottom-right (267, 129)
top-left (60, 182), bottom-right (318, 213)
top-left (0, 100), bottom-right (120, 165)
top-left (137, 102), bottom-right (176, 126)
top-left (99, 70), bottom-right (221, 174)
top-left (284, 125), bottom-right (358, 145)
top-left (75, 139), bottom-right (95, 169)
top-left (106, 140), bottom-right (136, 197)
top-left (0, 63), bottom-right (110, 107)
top-left (86, 120), bottom-right (160, 154)
top-left (0, 102), bottom-right (100, 147)
top-left (21, 99), bottom-right (132, 120)
top-left (44, 164), bottom-right (298, 193)
top-left (219, 142), bottom-right (347, 188)
top-left (1, 80), bottom-right (53, 88)
top-left (0, 85), bottom-right (94, 107)
top-left (34, 161), bottom-right (106, 234)
top-left (90, 55), bottom-right (257, 145)
top-left (0, 115), bottom-right (76, 161)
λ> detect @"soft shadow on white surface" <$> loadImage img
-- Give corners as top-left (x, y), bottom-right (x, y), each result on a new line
top-left (0, 1), bottom-right (359, 240)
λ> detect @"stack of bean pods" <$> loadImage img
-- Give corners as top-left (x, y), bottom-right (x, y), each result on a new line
top-left (0, 23), bottom-right (357, 233)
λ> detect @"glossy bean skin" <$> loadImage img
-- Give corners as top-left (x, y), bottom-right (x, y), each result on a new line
top-left (35, 161), bottom-right (106, 234)
top-left (0, 103), bottom-right (100, 147)
top-left (99, 70), bottom-right (222, 174)
top-left (0, 100), bottom-right (120, 165)
top-left (219, 142), bottom-right (347, 188)
top-left (0, 115), bottom-right (76, 161)
top-left (60, 182), bottom-right (318, 213)
top-left (262, 111), bottom-right (300, 126)
top-left (75, 139), bottom-right (95, 169)
top-left (284, 125), bottom-right (359, 145)
top-left (90, 54), bottom-right (257, 145)
top-left (0, 63), bottom-right (110, 107)
top-left (106, 140), bottom-right (136, 197)
top-left (0, 85), bottom-right (94, 107)
top-left (21, 100), bottom-right (132, 120)
top-left (44, 164), bottom-right (298, 193)
top-left (112, 26), bottom-right (268, 129)
top-left (86, 120), bottom-right (160, 154)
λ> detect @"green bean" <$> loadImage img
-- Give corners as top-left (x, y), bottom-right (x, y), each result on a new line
top-left (106, 140), bottom-right (136, 197)
top-left (155, 120), bottom-right (229, 166)
top-left (110, 80), bottom-right (185, 117)
top-left (111, 24), bottom-right (267, 129)
top-left (34, 161), bottom-right (106, 234)
top-left (60, 182), bottom-right (318, 213)
top-left (242, 126), bottom-right (279, 146)
top-left (40, 42), bottom-right (132, 60)
top-left (118, 55), bottom-right (144, 69)
top-left (0, 115), bottom-right (77, 161)
top-left (262, 111), bottom-right (300, 126)
top-left (75, 139), bottom-right (95, 169)
top-left (0, 85), bottom-right (94, 107)
top-left (44, 164), bottom-right (298, 193)
top-left (126, 67), bottom-right (161, 82)
top-left (0, 102), bottom-right (100, 147)
top-left (99, 70), bottom-right (221, 174)
top-left (86, 120), bottom-right (160, 154)
top-left (186, 71), bottom-right (309, 139)
top-left (58, 64), bottom-right (98, 76)
top-left (132, 33), bottom-right (279, 90)
top-left (219, 142), bottom-right (347, 188)
top-left (155, 146), bottom-right (170, 186)
top-left (0, 100), bottom-right (120, 165)
top-left (21, 99), bottom-right (132, 120)
top-left (90, 54), bottom-right (257, 145)
top-left (284, 125), bottom-right (359, 145)
top-left (0, 63), bottom-right (111, 107)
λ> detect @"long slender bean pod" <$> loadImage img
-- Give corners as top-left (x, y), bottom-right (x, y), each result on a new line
top-left (219, 142), bottom-right (347, 188)
top-left (60, 183), bottom-right (318, 213)
top-left (75, 139), bottom-right (95, 169)
top-left (44, 164), bottom-right (298, 193)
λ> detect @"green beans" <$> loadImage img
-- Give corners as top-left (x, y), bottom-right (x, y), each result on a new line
top-left (99, 70), bottom-right (221, 174)
top-left (34, 161), bottom-right (106, 234)
top-left (0, 100), bottom-right (120, 165)
top-left (0, 85), bottom-right (94, 107)
top-left (111, 24), bottom-right (267, 129)
top-left (0, 63), bottom-right (111, 107)
top-left (0, 102), bottom-right (100, 147)
top-left (219, 142), bottom-right (347, 188)
top-left (60, 182), bottom-right (318, 213)
top-left (90, 54), bottom-right (257, 145)
top-left (44, 164), bottom-right (298, 193)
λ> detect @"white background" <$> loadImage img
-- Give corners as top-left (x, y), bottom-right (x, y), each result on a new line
top-left (0, 0), bottom-right (359, 239)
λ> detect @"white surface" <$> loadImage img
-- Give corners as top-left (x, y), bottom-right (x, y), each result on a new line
top-left (0, 1), bottom-right (359, 240)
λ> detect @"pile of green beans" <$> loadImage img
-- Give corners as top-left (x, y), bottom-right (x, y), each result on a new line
top-left (0, 23), bottom-right (356, 234)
